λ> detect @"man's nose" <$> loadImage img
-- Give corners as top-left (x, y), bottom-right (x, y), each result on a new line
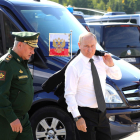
top-left (88, 47), bottom-right (92, 52)
top-left (31, 49), bottom-right (35, 55)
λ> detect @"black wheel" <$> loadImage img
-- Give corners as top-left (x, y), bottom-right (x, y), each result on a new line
top-left (30, 106), bottom-right (76, 140)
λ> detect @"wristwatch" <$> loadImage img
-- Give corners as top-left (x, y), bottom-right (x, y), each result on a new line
top-left (74, 116), bottom-right (82, 122)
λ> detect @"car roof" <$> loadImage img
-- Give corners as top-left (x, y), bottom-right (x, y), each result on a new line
top-left (104, 12), bottom-right (126, 15)
top-left (85, 22), bottom-right (137, 26)
top-left (85, 14), bottom-right (140, 20)
top-left (106, 12), bottom-right (126, 14)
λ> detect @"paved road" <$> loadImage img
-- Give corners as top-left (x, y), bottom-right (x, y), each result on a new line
top-left (120, 131), bottom-right (140, 140)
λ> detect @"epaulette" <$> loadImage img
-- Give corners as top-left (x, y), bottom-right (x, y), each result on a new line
top-left (4, 54), bottom-right (13, 62)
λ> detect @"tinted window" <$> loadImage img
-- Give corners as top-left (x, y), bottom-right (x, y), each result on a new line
top-left (89, 26), bottom-right (101, 43)
top-left (104, 25), bottom-right (140, 48)
top-left (0, 20), bottom-right (3, 55)
top-left (74, 15), bottom-right (85, 23)
top-left (16, 6), bottom-right (88, 53)
top-left (3, 15), bottom-right (19, 51)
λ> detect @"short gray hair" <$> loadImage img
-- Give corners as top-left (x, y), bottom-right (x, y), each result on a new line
top-left (79, 32), bottom-right (97, 44)
top-left (13, 40), bottom-right (19, 47)
top-left (13, 39), bottom-right (26, 48)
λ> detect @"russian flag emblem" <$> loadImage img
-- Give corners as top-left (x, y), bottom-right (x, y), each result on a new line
top-left (49, 33), bottom-right (70, 56)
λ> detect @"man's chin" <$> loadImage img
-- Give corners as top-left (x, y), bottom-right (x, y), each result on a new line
top-left (25, 57), bottom-right (30, 61)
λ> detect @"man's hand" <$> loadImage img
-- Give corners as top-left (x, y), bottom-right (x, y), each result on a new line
top-left (10, 119), bottom-right (23, 133)
top-left (102, 53), bottom-right (114, 67)
top-left (76, 117), bottom-right (87, 132)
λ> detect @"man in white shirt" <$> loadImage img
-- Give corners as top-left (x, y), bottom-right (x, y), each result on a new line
top-left (64, 32), bottom-right (122, 140)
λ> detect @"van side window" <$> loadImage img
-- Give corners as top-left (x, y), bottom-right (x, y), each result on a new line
top-left (0, 22), bottom-right (3, 55)
top-left (3, 15), bottom-right (19, 51)
top-left (74, 15), bottom-right (85, 23)
top-left (89, 26), bottom-right (101, 44)
top-left (104, 26), bottom-right (140, 49)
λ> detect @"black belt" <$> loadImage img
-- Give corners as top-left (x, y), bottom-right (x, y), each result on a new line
top-left (91, 108), bottom-right (101, 112)
top-left (79, 106), bottom-right (101, 113)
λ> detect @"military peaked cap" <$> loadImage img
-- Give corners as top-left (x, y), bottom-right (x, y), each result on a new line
top-left (12, 31), bottom-right (40, 48)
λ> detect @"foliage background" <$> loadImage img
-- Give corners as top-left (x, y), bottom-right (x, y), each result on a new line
top-left (48, 0), bottom-right (140, 14)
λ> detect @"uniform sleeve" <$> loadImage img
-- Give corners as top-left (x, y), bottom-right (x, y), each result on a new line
top-left (64, 65), bottom-right (81, 118)
top-left (0, 62), bottom-right (17, 123)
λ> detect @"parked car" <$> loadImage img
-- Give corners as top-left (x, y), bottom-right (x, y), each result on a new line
top-left (85, 14), bottom-right (140, 25)
top-left (82, 22), bottom-right (140, 69)
top-left (134, 11), bottom-right (140, 14)
top-left (1, 0), bottom-right (140, 140)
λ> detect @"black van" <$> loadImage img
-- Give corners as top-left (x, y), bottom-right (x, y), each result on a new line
top-left (82, 22), bottom-right (140, 69)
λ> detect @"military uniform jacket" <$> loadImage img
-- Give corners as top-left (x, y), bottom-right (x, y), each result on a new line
top-left (0, 49), bottom-right (34, 123)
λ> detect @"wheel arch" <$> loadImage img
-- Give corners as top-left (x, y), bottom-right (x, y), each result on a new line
top-left (29, 99), bottom-right (65, 118)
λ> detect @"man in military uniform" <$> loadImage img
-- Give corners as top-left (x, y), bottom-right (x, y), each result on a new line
top-left (0, 31), bottom-right (40, 140)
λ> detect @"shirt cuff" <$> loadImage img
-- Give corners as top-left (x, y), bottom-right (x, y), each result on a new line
top-left (108, 64), bottom-right (118, 71)
top-left (71, 109), bottom-right (81, 118)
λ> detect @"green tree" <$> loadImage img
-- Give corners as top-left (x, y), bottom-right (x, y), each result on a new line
top-left (49, 0), bottom-right (140, 14)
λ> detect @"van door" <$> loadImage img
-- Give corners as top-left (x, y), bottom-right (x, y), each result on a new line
top-left (0, 11), bottom-right (4, 56)
top-left (103, 25), bottom-right (140, 69)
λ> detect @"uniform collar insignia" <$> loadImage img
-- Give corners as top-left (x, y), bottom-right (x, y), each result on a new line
top-left (8, 54), bottom-right (12, 58)
top-left (4, 54), bottom-right (13, 62)
top-left (17, 58), bottom-right (20, 62)
top-left (19, 69), bottom-right (23, 73)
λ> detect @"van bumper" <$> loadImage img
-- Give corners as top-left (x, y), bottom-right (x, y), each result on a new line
top-left (107, 108), bottom-right (140, 139)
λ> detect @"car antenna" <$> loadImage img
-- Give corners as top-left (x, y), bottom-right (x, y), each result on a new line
top-left (128, 15), bottom-right (132, 23)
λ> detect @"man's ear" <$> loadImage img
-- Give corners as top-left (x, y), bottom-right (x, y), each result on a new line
top-left (17, 42), bottom-right (22, 48)
top-left (17, 42), bottom-right (23, 50)
top-left (78, 42), bottom-right (81, 49)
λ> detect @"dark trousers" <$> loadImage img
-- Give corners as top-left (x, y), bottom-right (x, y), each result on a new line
top-left (77, 106), bottom-right (112, 140)
top-left (0, 113), bottom-right (33, 140)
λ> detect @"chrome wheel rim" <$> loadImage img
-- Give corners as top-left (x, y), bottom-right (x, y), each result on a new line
top-left (36, 117), bottom-right (66, 140)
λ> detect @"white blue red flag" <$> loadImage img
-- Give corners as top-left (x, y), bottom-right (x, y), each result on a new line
top-left (49, 33), bottom-right (70, 56)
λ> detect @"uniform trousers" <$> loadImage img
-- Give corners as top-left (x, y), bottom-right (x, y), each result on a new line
top-left (78, 106), bottom-right (112, 140)
top-left (0, 113), bottom-right (33, 140)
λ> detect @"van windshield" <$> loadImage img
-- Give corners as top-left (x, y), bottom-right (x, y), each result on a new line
top-left (15, 6), bottom-right (103, 53)
top-left (104, 25), bottom-right (140, 48)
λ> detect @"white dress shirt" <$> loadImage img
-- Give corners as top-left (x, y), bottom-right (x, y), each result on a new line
top-left (64, 52), bottom-right (122, 118)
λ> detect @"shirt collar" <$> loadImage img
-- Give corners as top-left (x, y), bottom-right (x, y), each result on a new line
top-left (8, 48), bottom-right (23, 63)
top-left (79, 52), bottom-right (98, 64)
top-left (79, 52), bottom-right (90, 64)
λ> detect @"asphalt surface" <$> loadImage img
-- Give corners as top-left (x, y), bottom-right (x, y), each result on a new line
top-left (120, 131), bottom-right (140, 140)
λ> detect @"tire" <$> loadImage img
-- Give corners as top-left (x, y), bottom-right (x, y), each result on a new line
top-left (30, 106), bottom-right (76, 140)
